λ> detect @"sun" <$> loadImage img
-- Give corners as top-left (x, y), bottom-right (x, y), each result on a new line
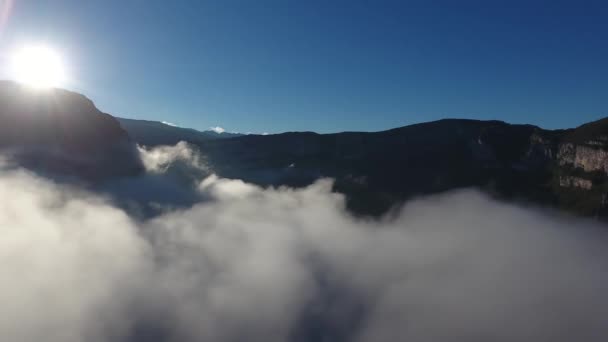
top-left (10, 45), bottom-right (67, 89)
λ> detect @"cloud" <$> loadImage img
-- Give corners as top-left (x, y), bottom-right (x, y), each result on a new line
top-left (161, 121), bottom-right (178, 127)
top-left (0, 168), bottom-right (150, 342)
top-left (209, 126), bottom-right (225, 134)
top-left (3, 144), bottom-right (608, 342)
top-left (137, 141), bottom-right (207, 174)
top-left (99, 142), bottom-right (210, 217)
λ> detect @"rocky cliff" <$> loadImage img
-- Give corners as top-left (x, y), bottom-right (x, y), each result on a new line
top-left (0, 81), bottom-right (143, 180)
top-left (558, 143), bottom-right (608, 173)
top-left (532, 118), bottom-right (608, 217)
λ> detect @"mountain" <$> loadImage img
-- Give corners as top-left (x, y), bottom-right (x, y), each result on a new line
top-left (120, 115), bottom-right (608, 218)
top-left (0, 81), bottom-right (143, 179)
top-left (3, 81), bottom-right (608, 218)
top-left (117, 117), bottom-right (244, 146)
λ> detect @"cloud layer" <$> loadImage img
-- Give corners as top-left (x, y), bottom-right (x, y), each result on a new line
top-left (2, 144), bottom-right (608, 342)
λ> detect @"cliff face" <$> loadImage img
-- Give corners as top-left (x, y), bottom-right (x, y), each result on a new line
top-left (554, 118), bottom-right (608, 174)
top-left (558, 143), bottom-right (608, 173)
top-left (0, 81), bottom-right (143, 180)
top-left (521, 119), bottom-right (608, 217)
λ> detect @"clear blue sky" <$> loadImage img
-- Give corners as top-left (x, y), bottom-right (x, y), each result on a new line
top-left (0, 0), bottom-right (607, 133)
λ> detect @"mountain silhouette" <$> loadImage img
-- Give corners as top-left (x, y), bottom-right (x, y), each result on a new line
top-left (0, 81), bottom-right (142, 179)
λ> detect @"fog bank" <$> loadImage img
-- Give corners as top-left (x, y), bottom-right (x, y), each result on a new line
top-left (2, 145), bottom-right (608, 342)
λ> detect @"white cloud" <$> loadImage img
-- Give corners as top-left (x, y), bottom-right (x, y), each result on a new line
top-left (0, 168), bottom-right (149, 342)
top-left (209, 126), bottom-right (225, 134)
top-left (161, 121), bottom-right (178, 127)
top-left (137, 141), bottom-right (207, 174)
top-left (3, 144), bottom-right (608, 341)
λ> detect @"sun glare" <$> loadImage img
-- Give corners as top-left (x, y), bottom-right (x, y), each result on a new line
top-left (10, 45), bottom-right (66, 89)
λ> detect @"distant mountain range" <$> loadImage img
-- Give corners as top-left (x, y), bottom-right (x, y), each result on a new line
top-left (2, 80), bottom-right (608, 218)
top-left (116, 117), bottom-right (244, 146)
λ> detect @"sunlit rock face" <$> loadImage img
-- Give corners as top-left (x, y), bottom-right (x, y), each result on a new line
top-left (558, 143), bottom-right (608, 173)
top-left (557, 118), bottom-right (608, 174)
top-left (0, 80), bottom-right (143, 180)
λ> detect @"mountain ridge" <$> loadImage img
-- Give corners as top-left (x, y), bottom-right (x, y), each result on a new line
top-left (116, 117), bottom-right (244, 146)
top-left (3, 81), bottom-right (608, 218)
top-left (122, 116), bottom-right (608, 217)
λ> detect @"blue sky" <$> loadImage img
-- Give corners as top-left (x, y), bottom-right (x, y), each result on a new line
top-left (0, 0), bottom-right (607, 133)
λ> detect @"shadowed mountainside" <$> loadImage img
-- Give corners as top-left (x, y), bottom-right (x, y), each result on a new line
top-left (0, 81), bottom-right (143, 179)
top-left (197, 120), bottom-right (555, 215)
top-left (122, 116), bottom-right (608, 217)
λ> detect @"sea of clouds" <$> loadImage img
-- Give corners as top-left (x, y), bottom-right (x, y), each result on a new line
top-left (2, 143), bottom-right (608, 342)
